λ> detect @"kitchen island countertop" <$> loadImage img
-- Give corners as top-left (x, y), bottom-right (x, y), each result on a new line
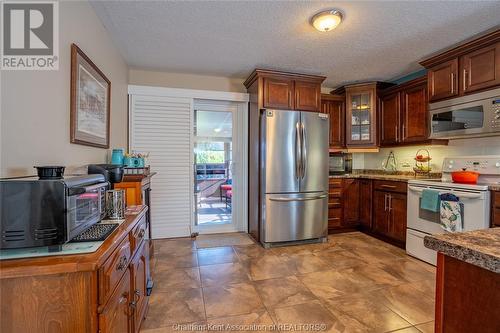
top-left (424, 228), bottom-right (500, 273)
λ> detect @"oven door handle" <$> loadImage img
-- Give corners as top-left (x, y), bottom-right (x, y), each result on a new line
top-left (408, 185), bottom-right (483, 199)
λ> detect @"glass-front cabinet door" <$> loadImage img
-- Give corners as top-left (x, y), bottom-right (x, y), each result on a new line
top-left (345, 84), bottom-right (377, 147)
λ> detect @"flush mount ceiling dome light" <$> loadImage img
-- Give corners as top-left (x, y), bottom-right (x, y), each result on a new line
top-left (311, 9), bottom-right (343, 32)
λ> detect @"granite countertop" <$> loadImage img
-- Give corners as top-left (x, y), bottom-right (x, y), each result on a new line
top-left (489, 184), bottom-right (500, 191)
top-left (424, 228), bottom-right (500, 273)
top-left (328, 172), bottom-right (439, 182)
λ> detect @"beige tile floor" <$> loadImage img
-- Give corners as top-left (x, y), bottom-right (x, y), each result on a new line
top-left (141, 232), bottom-right (436, 333)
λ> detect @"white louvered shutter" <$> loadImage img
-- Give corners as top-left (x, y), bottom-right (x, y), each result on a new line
top-left (130, 95), bottom-right (193, 238)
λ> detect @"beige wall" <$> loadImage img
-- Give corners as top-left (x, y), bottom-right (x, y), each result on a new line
top-left (358, 137), bottom-right (500, 172)
top-left (1, 1), bottom-right (129, 177)
top-left (130, 68), bottom-right (334, 94)
top-left (129, 69), bottom-right (246, 93)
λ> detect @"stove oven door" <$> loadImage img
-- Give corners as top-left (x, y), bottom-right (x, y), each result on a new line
top-left (407, 184), bottom-right (490, 235)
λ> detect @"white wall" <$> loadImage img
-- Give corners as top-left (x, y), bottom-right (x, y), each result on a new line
top-left (1, 1), bottom-right (129, 177)
top-left (358, 136), bottom-right (500, 172)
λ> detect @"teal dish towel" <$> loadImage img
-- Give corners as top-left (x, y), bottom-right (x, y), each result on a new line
top-left (421, 189), bottom-right (440, 212)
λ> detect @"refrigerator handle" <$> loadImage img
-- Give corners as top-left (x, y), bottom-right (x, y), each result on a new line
top-left (295, 122), bottom-right (302, 180)
top-left (301, 122), bottom-right (307, 179)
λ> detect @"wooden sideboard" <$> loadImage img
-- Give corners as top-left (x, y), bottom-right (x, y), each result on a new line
top-left (0, 206), bottom-right (150, 333)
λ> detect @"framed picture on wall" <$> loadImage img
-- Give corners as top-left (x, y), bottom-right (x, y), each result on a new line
top-left (70, 43), bottom-right (111, 148)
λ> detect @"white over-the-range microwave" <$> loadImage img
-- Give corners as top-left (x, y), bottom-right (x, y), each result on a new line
top-left (429, 87), bottom-right (500, 139)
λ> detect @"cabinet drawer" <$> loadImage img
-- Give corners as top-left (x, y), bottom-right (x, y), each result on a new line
top-left (328, 197), bottom-right (341, 208)
top-left (130, 215), bottom-right (147, 253)
top-left (328, 217), bottom-right (342, 229)
top-left (99, 236), bottom-right (132, 305)
top-left (329, 179), bottom-right (343, 188)
top-left (373, 180), bottom-right (407, 194)
top-left (328, 207), bottom-right (342, 219)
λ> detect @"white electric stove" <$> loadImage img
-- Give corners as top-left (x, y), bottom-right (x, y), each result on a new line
top-left (406, 155), bottom-right (500, 265)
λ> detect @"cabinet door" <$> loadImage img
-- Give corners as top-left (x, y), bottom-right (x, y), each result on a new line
top-left (295, 80), bottom-right (320, 111)
top-left (131, 242), bottom-right (149, 333)
top-left (388, 193), bottom-right (407, 243)
top-left (372, 191), bottom-right (389, 236)
top-left (263, 77), bottom-right (294, 109)
top-left (461, 42), bottom-right (500, 94)
top-left (358, 180), bottom-right (372, 228)
top-left (342, 179), bottom-right (360, 226)
top-left (428, 59), bottom-right (459, 102)
top-left (329, 100), bottom-right (345, 148)
top-left (346, 86), bottom-right (377, 147)
top-left (380, 92), bottom-right (400, 145)
top-left (401, 83), bottom-right (428, 143)
top-left (99, 269), bottom-right (132, 333)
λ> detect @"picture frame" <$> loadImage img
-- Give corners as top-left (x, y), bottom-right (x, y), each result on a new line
top-left (70, 43), bottom-right (111, 148)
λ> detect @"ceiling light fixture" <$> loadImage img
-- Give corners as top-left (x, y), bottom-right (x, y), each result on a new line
top-left (311, 9), bottom-right (343, 32)
top-left (214, 128), bottom-right (222, 133)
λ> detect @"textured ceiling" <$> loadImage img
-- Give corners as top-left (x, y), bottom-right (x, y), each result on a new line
top-left (90, 1), bottom-right (500, 87)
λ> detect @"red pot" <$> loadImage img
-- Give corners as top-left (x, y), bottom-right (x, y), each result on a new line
top-left (451, 169), bottom-right (480, 184)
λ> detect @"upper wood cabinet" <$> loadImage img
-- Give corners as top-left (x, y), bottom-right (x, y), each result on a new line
top-left (263, 77), bottom-right (294, 109)
top-left (333, 82), bottom-right (394, 148)
top-left (295, 80), bottom-right (321, 111)
top-left (321, 94), bottom-right (345, 149)
top-left (460, 42), bottom-right (500, 93)
top-left (421, 29), bottom-right (500, 102)
top-left (401, 82), bottom-right (428, 142)
top-left (427, 59), bottom-right (459, 102)
top-left (380, 92), bottom-right (400, 145)
top-left (379, 76), bottom-right (446, 147)
top-left (245, 69), bottom-right (326, 112)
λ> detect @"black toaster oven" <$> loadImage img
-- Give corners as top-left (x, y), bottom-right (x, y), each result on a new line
top-left (0, 174), bottom-right (108, 250)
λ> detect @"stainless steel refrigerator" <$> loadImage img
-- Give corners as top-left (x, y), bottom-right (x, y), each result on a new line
top-left (260, 109), bottom-right (329, 245)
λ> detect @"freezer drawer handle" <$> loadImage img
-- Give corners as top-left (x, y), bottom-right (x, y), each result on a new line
top-left (269, 194), bottom-right (327, 202)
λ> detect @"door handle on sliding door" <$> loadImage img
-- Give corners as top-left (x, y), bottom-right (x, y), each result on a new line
top-left (301, 122), bottom-right (307, 179)
top-left (295, 122), bottom-right (302, 180)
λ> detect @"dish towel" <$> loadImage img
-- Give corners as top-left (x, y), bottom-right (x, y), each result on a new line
top-left (439, 193), bottom-right (463, 232)
top-left (421, 189), bottom-right (440, 212)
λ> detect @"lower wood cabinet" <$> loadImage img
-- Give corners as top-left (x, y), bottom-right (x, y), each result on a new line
top-left (130, 241), bottom-right (149, 333)
top-left (372, 181), bottom-right (407, 244)
top-left (492, 191), bottom-right (500, 227)
top-left (358, 179), bottom-right (372, 228)
top-left (343, 179), bottom-right (360, 226)
top-left (99, 269), bottom-right (133, 333)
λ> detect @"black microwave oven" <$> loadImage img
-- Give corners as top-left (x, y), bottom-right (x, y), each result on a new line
top-left (0, 174), bottom-right (108, 250)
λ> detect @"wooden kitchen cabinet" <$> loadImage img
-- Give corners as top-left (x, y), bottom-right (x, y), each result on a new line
top-left (379, 77), bottom-right (446, 147)
top-left (380, 92), bottom-right (400, 145)
top-left (263, 76), bottom-right (294, 109)
top-left (99, 269), bottom-right (133, 333)
top-left (421, 29), bottom-right (500, 102)
top-left (295, 80), bottom-right (321, 111)
top-left (331, 82), bottom-right (393, 148)
top-left (387, 192), bottom-right (407, 243)
top-left (358, 179), bottom-right (372, 228)
top-left (343, 179), bottom-right (360, 226)
top-left (321, 94), bottom-right (345, 149)
top-left (130, 241), bottom-right (149, 332)
top-left (427, 59), bottom-right (459, 102)
top-left (328, 178), bottom-right (343, 231)
top-left (460, 42), bottom-right (500, 94)
top-left (492, 191), bottom-right (500, 227)
top-left (401, 82), bottom-right (428, 142)
top-left (372, 181), bottom-right (407, 246)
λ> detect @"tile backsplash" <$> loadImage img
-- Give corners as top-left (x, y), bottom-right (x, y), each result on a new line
top-left (355, 136), bottom-right (500, 172)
